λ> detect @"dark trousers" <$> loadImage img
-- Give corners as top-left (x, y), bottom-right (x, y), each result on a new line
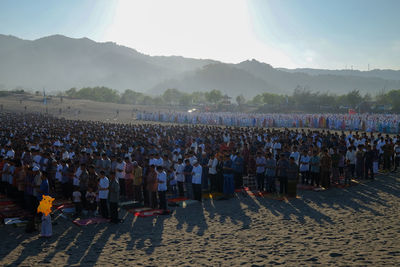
top-left (80, 190), bottom-right (87, 209)
top-left (301, 171), bottom-right (309, 184)
top-left (234, 172), bottom-right (243, 189)
top-left (394, 157), bottom-right (400, 171)
top-left (216, 173), bottom-right (224, 193)
top-left (109, 202), bottom-right (119, 222)
top-left (192, 183), bottom-right (202, 201)
top-left (256, 173), bottom-right (265, 191)
top-left (74, 202), bottom-right (82, 216)
top-left (119, 179), bottom-right (126, 197)
top-left (149, 191), bottom-right (158, 209)
top-left (321, 171), bottom-right (330, 188)
top-left (178, 181), bottom-right (184, 197)
top-left (311, 172), bottom-right (320, 186)
top-left (100, 198), bottom-right (108, 218)
top-left (266, 175), bottom-right (276, 192)
top-left (133, 185), bottom-right (143, 202)
top-left (158, 191), bottom-right (167, 210)
top-left (209, 174), bottom-right (218, 192)
top-left (350, 164), bottom-right (355, 177)
top-left (365, 162), bottom-right (374, 179)
top-left (383, 155), bottom-right (391, 170)
top-left (279, 176), bottom-right (288, 194)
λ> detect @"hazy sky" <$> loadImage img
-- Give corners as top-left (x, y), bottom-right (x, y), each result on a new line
top-left (1, 0), bottom-right (399, 70)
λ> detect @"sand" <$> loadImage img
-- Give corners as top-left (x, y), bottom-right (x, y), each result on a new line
top-left (0, 172), bottom-right (399, 266)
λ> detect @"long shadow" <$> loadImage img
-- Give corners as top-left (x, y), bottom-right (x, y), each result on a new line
top-left (174, 202), bottom-right (208, 235)
top-left (299, 172), bottom-right (400, 217)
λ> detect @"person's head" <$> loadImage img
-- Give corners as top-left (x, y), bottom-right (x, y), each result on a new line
top-left (99, 170), bottom-right (105, 177)
top-left (185, 159), bottom-right (190, 165)
top-left (289, 156), bottom-right (295, 163)
top-left (73, 186), bottom-right (79, 192)
top-left (193, 160), bottom-right (199, 166)
top-left (156, 166), bottom-right (163, 172)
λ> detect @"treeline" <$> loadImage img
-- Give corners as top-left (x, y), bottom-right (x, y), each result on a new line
top-left (64, 86), bottom-right (400, 113)
top-left (65, 87), bottom-right (227, 106)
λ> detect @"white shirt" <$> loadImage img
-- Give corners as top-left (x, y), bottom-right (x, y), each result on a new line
top-left (157, 171), bottom-right (167, 191)
top-left (290, 151), bottom-right (300, 164)
top-left (115, 161), bottom-right (126, 179)
top-left (175, 163), bottom-right (185, 182)
top-left (208, 158), bottom-right (218, 175)
top-left (346, 150), bottom-right (356, 164)
top-left (299, 155), bottom-right (310, 172)
top-left (72, 191), bottom-right (81, 203)
top-left (98, 177), bottom-right (109, 199)
top-left (192, 165), bottom-right (202, 184)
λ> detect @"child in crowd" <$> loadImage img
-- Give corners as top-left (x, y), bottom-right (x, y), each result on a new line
top-left (344, 159), bottom-right (352, 185)
top-left (168, 169), bottom-right (178, 197)
top-left (85, 187), bottom-right (97, 216)
top-left (72, 186), bottom-right (82, 217)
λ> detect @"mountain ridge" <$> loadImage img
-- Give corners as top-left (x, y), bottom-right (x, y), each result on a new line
top-left (0, 34), bottom-right (399, 97)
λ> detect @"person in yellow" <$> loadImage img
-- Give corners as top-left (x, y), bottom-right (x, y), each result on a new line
top-left (132, 161), bottom-right (143, 203)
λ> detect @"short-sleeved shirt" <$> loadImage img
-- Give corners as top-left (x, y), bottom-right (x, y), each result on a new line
top-left (98, 177), bottom-right (109, 199)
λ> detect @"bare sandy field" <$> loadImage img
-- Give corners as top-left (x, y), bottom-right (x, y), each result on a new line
top-left (0, 173), bottom-right (399, 267)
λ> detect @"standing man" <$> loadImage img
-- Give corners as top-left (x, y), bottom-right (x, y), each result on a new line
top-left (108, 172), bottom-right (120, 223)
top-left (191, 160), bottom-right (203, 202)
top-left (255, 152), bottom-right (266, 191)
top-left (232, 151), bottom-right (244, 189)
top-left (320, 149), bottom-right (332, 188)
top-left (277, 154), bottom-right (289, 195)
top-left (115, 158), bottom-right (126, 200)
top-left (98, 170), bottom-right (109, 219)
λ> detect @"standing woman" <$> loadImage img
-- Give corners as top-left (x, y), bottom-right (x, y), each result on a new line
top-left (222, 154), bottom-right (234, 199)
top-left (146, 165), bottom-right (158, 209)
top-left (216, 153), bottom-right (224, 193)
top-left (108, 172), bottom-right (120, 223)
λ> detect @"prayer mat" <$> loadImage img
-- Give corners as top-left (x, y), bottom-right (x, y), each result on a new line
top-left (73, 217), bottom-right (110, 226)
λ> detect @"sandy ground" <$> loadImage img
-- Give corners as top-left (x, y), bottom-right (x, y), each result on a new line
top-left (0, 172), bottom-right (399, 267)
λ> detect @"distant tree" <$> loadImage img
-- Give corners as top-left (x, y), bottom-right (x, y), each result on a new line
top-left (179, 93), bottom-right (193, 106)
top-left (162, 88), bottom-right (183, 105)
top-left (205, 89), bottom-right (223, 104)
top-left (236, 94), bottom-right (246, 106)
top-left (120, 89), bottom-right (144, 105)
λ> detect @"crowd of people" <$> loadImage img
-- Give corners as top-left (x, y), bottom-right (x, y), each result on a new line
top-left (0, 112), bottom-right (399, 230)
top-left (137, 111), bottom-right (400, 134)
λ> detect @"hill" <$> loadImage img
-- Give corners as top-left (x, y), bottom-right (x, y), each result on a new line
top-left (0, 34), bottom-right (399, 97)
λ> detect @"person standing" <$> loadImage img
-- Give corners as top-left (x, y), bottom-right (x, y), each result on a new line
top-left (346, 146), bottom-right (356, 178)
top-left (146, 165), bottom-right (158, 209)
top-left (287, 157), bottom-right (299, 197)
top-left (255, 152), bottom-right (266, 191)
top-left (310, 150), bottom-right (320, 187)
top-left (175, 158), bottom-right (185, 197)
top-left (183, 159), bottom-right (194, 199)
top-left (222, 154), bottom-right (234, 198)
top-left (265, 153), bottom-right (276, 193)
top-left (299, 150), bottom-right (310, 185)
top-left (277, 154), bottom-right (289, 195)
top-left (232, 151), bottom-right (244, 189)
top-left (98, 171), bottom-right (109, 219)
top-left (192, 160), bottom-right (203, 202)
top-left (364, 145), bottom-right (374, 179)
top-left (320, 149), bottom-right (332, 188)
top-left (156, 166), bottom-right (168, 210)
top-left (108, 172), bottom-right (120, 223)
top-left (115, 158), bottom-right (126, 200)
top-left (208, 154), bottom-right (218, 192)
top-left (132, 161), bottom-right (143, 203)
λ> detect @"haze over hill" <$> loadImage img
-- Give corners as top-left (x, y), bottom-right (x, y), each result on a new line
top-left (1, 34), bottom-right (399, 97)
